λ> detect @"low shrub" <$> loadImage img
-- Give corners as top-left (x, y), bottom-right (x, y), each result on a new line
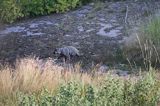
top-left (1, 0), bottom-right (128, 23)
top-left (20, 0), bottom-right (47, 17)
top-left (54, 0), bottom-right (80, 13)
top-left (16, 72), bottom-right (160, 106)
top-left (0, 0), bottom-right (23, 23)
top-left (0, 0), bottom-right (82, 23)
top-left (97, 76), bottom-right (124, 106)
top-left (132, 71), bottom-right (160, 106)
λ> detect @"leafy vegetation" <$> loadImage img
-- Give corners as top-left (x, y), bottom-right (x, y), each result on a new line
top-left (0, 0), bottom-right (130, 23)
top-left (0, 58), bottom-right (160, 106)
top-left (143, 16), bottom-right (160, 45)
top-left (0, 0), bottom-right (23, 23)
top-left (0, 0), bottom-right (82, 23)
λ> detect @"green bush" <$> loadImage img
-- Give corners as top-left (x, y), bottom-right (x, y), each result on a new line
top-left (0, 0), bottom-right (120, 23)
top-left (0, 0), bottom-right (81, 23)
top-left (143, 17), bottom-right (160, 45)
top-left (16, 71), bottom-right (160, 106)
top-left (54, 0), bottom-right (80, 13)
top-left (0, 0), bottom-right (23, 23)
top-left (55, 82), bottom-right (80, 105)
top-left (132, 71), bottom-right (160, 106)
top-left (20, 0), bottom-right (58, 16)
top-left (18, 89), bottom-right (55, 106)
top-left (97, 76), bottom-right (124, 106)
top-left (43, 0), bottom-right (57, 14)
top-left (20, 0), bottom-right (46, 17)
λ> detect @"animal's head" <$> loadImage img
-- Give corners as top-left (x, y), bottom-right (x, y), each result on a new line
top-left (53, 48), bottom-right (61, 55)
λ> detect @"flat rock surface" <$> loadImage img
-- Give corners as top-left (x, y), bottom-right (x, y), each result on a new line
top-left (0, 1), bottom-right (160, 66)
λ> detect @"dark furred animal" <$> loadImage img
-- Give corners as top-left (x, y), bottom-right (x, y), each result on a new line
top-left (54, 46), bottom-right (80, 61)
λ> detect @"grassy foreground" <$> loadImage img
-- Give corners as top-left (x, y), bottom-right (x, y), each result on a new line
top-left (0, 58), bottom-right (160, 106)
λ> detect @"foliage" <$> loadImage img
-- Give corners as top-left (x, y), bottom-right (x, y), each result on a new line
top-left (97, 76), bottom-right (124, 106)
top-left (143, 16), bottom-right (160, 45)
top-left (16, 72), bottom-right (160, 106)
top-left (132, 71), bottom-right (160, 106)
top-left (0, 0), bottom-right (131, 23)
top-left (18, 89), bottom-right (55, 106)
top-left (0, 0), bottom-right (127, 23)
top-left (0, 0), bottom-right (81, 23)
top-left (54, 0), bottom-right (80, 13)
top-left (20, 0), bottom-right (47, 17)
top-left (0, 0), bottom-right (23, 23)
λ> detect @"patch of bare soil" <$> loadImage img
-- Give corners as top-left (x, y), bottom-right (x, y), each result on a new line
top-left (0, 1), bottom-right (160, 68)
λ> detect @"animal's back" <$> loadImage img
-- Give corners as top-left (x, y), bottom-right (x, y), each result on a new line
top-left (56, 46), bottom-right (79, 56)
top-left (65, 46), bottom-right (79, 56)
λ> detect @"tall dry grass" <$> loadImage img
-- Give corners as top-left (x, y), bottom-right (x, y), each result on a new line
top-left (0, 58), bottom-right (160, 106)
top-left (123, 13), bottom-right (160, 70)
top-left (0, 58), bottom-right (100, 97)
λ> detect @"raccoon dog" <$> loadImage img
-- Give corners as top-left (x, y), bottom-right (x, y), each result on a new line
top-left (54, 46), bottom-right (80, 61)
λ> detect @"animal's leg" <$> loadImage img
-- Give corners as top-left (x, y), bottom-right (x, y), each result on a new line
top-left (62, 57), bottom-right (66, 64)
top-left (68, 55), bottom-right (71, 62)
top-left (61, 56), bottom-right (67, 64)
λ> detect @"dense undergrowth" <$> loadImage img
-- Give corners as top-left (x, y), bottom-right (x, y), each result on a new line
top-left (0, 0), bottom-right (110, 23)
top-left (0, 0), bottom-right (129, 23)
top-left (0, 0), bottom-right (87, 23)
top-left (0, 58), bottom-right (160, 106)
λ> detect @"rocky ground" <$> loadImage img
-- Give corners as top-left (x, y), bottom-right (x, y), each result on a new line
top-left (0, 1), bottom-right (160, 70)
